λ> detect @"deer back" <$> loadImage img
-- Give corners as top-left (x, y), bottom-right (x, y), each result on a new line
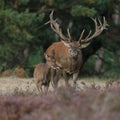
top-left (33, 63), bottom-right (50, 82)
top-left (46, 42), bottom-right (69, 65)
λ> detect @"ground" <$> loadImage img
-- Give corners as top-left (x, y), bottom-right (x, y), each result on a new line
top-left (0, 76), bottom-right (109, 95)
top-left (0, 76), bottom-right (120, 120)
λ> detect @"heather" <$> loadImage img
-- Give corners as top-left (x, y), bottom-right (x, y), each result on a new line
top-left (0, 80), bottom-right (120, 120)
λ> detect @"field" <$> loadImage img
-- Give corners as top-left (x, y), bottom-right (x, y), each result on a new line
top-left (0, 77), bottom-right (107, 95)
top-left (0, 77), bottom-right (120, 120)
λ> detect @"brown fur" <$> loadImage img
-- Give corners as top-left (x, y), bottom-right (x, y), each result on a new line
top-left (33, 63), bottom-right (51, 93)
top-left (45, 11), bottom-right (108, 88)
top-left (45, 41), bottom-right (83, 87)
top-left (33, 49), bottom-right (61, 93)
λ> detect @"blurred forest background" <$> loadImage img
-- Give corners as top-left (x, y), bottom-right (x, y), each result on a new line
top-left (0, 0), bottom-right (120, 78)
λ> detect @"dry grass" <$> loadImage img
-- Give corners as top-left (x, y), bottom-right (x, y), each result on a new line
top-left (0, 76), bottom-right (110, 95)
top-left (0, 77), bottom-right (36, 95)
top-left (0, 76), bottom-right (120, 120)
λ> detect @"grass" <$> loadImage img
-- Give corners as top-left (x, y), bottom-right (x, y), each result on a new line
top-left (0, 76), bottom-right (120, 120)
top-left (0, 76), bottom-right (110, 95)
top-left (0, 77), bottom-right (36, 95)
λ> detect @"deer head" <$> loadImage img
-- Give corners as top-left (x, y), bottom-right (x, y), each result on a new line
top-left (49, 11), bottom-right (109, 58)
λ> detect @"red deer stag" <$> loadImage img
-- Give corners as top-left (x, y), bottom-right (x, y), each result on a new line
top-left (45, 11), bottom-right (109, 88)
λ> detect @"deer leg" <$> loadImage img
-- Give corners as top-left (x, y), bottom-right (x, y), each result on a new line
top-left (40, 85), bottom-right (43, 94)
top-left (53, 69), bottom-right (60, 89)
top-left (44, 85), bottom-right (48, 95)
top-left (73, 71), bottom-right (79, 89)
top-left (36, 83), bottom-right (40, 92)
top-left (37, 83), bottom-right (43, 94)
top-left (44, 78), bottom-right (50, 94)
top-left (36, 79), bottom-right (41, 93)
top-left (50, 68), bottom-right (56, 89)
top-left (63, 71), bottom-right (71, 87)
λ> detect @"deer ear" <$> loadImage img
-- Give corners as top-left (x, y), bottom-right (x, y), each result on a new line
top-left (61, 41), bottom-right (70, 47)
top-left (44, 53), bottom-right (52, 61)
top-left (44, 53), bottom-right (49, 59)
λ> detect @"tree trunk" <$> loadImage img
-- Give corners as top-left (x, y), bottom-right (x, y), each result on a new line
top-left (95, 47), bottom-right (104, 74)
top-left (112, 9), bottom-right (120, 24)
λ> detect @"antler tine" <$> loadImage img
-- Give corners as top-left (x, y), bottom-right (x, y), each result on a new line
top-left (103, 16), bottom-right (109, 29)
top-left (50, 11), bottom-right (63, 38)
top-left (80, 30), bottom-right (92, 43)
top-left (50, 11), bottom-right (60, 32)
top-left (50, 10), bottom-right (54, 18)
top-left (67, 28), bottom-right (71, 41)
top-left (98, 18), bottom-right (102, 28)
top-left (84, 30), bottom-right (92, 40)
top-left (78, 29), bottom-right (85, 43)
top-left (49, 10), bottom-right (71, 42)
top-left (79, 16), bottom-right (108, 44)
top-left (91, 18), bottom-right (98, 31)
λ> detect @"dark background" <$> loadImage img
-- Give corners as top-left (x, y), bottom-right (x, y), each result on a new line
top-left (0, 0), bottom-right (120, 78)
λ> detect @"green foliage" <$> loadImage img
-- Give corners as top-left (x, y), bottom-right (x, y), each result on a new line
top-left (28, 47), bottom-right (43, 67)
top-left (0, 0), bottom-right (119, 78)
top-left (82, 55), bottom-right (96, 75)
top-left (83, 49), bottom-right (120, 79)
top-left (102, 50), bottom-right (120, 79)
top-left (81, 0), bottom-right (96, 5)
top-left (0, 7), bottom-right (45, 68)
top-left (19, 0), bottom-right (30, 5)
top-left (71, 5), bottom-right (97, 17)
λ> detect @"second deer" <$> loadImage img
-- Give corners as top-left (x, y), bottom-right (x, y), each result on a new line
top-left (33, 50), bottom-right (60, 93)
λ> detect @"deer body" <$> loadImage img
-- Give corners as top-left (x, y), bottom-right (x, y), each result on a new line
top-left (33, 63), bottom-right (51, 93)
top-left (46, 41), bottom-right (83, 74)
top-left (45, 41), bottom-right (83, 87)
top-left (45, 11), bottom-right (109, 88)
top-left (34, 49), bottom-right (61, 93)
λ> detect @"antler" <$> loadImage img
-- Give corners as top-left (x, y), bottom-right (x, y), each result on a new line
top-left (49, 10), bottom-right (71, 42)
top-left (78, 17), bottom-right (109, 44)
